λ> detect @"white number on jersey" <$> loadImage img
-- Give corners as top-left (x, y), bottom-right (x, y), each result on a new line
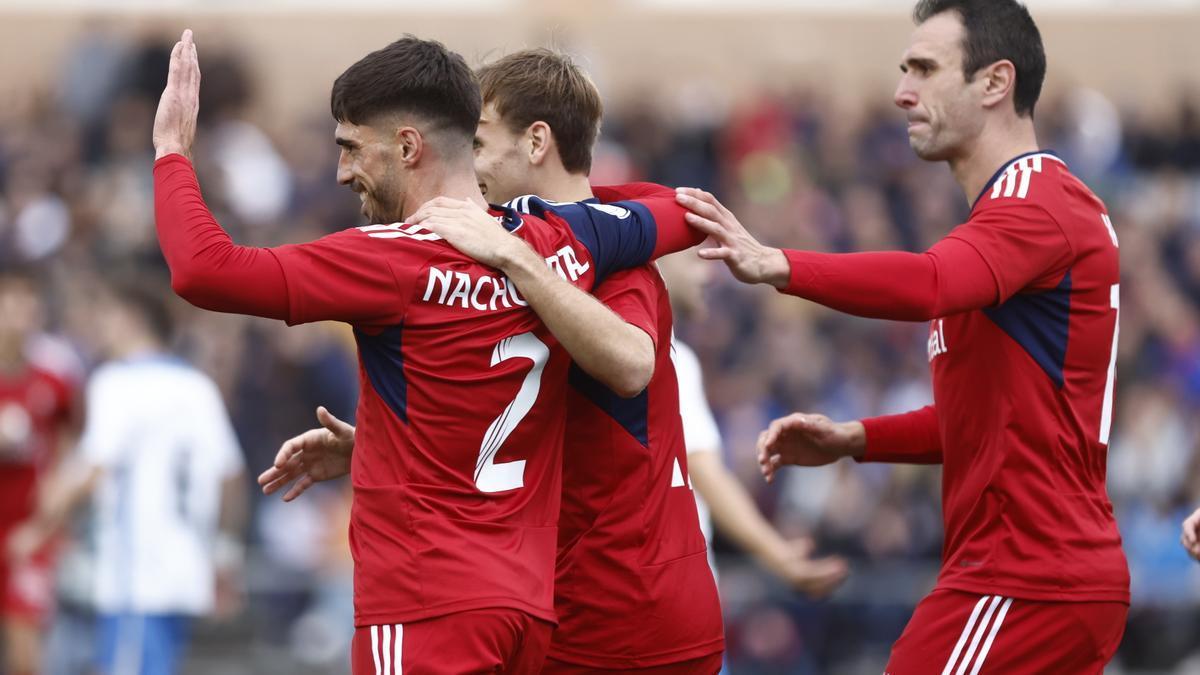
top-left (474, 332), bottom-right (549, 493)
top-left (1100, 284), bottom-right (1119, 445)
top-left (1098, 213), bottom-right (1120, 445)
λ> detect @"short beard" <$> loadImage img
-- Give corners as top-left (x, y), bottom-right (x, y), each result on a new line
top-left (369, 192), bottom-right (404, 224)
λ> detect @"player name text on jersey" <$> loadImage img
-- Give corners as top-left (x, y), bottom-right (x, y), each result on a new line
top-left (421, 245), bottom-right (592, 311)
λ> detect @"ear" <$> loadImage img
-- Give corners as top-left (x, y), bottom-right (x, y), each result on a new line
top-left (527, 121), bottom-right (553, 167)
top-left (396, 126), bottom-right (424, 166)
top-left (980, 60), bottom-right (1017, 111)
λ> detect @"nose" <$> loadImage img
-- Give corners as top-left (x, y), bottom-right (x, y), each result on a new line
top-left (894, 76), bottom-right (917, 110)
top-left (336, 151), bottom-right (353, 186)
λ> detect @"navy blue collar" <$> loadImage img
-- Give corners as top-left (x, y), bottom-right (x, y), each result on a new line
top-left (489, 204), bottom-right (524, 232)
top-left (972, 149), bottom-right (1063, 210)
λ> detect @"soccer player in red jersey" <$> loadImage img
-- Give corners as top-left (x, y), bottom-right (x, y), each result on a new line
top-left (675, 1), bottom-right (1128, 672)
top-left (454, 52), bottom-right (727, 673)
top-left (152, 32), bottom-right (701, 674)
top-left (0, 269), bottom-right (78, 675)
top-left (262, 49), bottom-right (728, 673)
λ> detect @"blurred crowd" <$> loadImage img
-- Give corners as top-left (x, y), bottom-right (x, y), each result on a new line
top-left (2, 26), bottom-right (1199, 675)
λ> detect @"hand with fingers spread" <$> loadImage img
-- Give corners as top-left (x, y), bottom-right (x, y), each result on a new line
top-left (153, 29), bottom-right (202, 160)
top-left (674, 187), bottom-right (791, 287)
top-left (258, 407), bottom-right (356, 502)
top-left (757, 412), bottom-right (865, 483)
top-left (1183, 506), bottom-right (1200, 561)
top-left (763, 537), bottom-right (851, 598)
top-left (409, 197), bottom-right (526, 269)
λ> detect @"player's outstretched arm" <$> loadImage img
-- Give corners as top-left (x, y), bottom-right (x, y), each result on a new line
top-left (1182, 506), bottom-right (1200, 561)
top-left (258, 407), bottom-right (355, 502)
top-left (688, 451), bottom-right (848, 596)
top-left (675, 188), bottom-right (1006, 322)
top-left (674, 188), bottom-right (791, 286)
top-left (410, 198), bottom-right (655, 397)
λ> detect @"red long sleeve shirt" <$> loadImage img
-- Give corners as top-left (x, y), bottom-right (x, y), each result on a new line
top-left (785, 152), bottom-right (1128, 604)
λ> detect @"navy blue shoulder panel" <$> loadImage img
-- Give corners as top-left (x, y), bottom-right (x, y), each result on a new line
top-left (982, 270), bottom-right (1072, 388)
top-left (567, 363), bottom-right (649, 447)
top-left (354, 325), bottom-right (408, 422)
top-left (508, 195), bottom-right (657, 284)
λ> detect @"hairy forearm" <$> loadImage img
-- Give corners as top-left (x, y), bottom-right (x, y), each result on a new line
top-left (689, 452), bottom-right (791, 561)
top-left (500, 242), bottom-right (654, 397)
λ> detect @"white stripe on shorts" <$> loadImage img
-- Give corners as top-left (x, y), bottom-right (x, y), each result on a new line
top-left (969, 598), bottom-right (1013, 675)
top-left (371, 625), bottom-right (382, 675)
top-left (956, 596), bottom-right (1003, 675)
top-left (941, 596), bottom-right (991, 675)
top-left (382, 624), bottom-right (392, 675)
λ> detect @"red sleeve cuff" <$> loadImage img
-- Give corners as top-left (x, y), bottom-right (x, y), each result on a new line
top-left (857, 406), bottom-right (942, 464)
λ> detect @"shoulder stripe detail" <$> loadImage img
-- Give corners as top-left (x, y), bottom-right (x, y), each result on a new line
top-left (506, 195), bottom-right (535, 214)
top-left (989, 153), bottom-right (1063, 202)
top-left (357, 223), bottom-right (442, 241)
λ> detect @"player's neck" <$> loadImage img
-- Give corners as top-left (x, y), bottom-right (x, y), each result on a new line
top-left (401, 164), bottom-right (488, 222)
top-left (951, 117), bottom-right (1039, 206)
top-left (535, 170), bottom-right (594, 203)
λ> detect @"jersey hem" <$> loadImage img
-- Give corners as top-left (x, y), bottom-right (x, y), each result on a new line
top-left (354, 597), bottom-right (556, 628)
top-left (936, 579), bottom-right (1130, 605)
top-left (546, 636), bottom-right (725, 669)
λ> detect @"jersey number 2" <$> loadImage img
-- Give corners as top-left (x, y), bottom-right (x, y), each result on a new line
top-left (474, 332), bottom-right (549, 493)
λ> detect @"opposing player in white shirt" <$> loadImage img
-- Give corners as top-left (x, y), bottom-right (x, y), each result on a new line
top-left (10, 279), bottom-right (245, 675)
top-left (658, 252), bottom-right (848, 594)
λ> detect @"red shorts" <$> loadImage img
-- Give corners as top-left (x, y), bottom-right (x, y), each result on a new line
top-left (539, 652), bottom-right (723, 674)
top-left (885, 589), bottom-right (1127, 675)
top-left (351, 608), bottom-right (553, 675)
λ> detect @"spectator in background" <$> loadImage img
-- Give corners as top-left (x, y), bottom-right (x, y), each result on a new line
top-left (0, 268), bottom-right (79, 675)
top-left (9, 277), bottom-right (246, 675)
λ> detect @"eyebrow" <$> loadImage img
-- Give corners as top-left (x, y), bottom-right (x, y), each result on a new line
top-left (900, 57), bottom-right (938, 73)
top-left (335, 137), bottom-right (358, 149)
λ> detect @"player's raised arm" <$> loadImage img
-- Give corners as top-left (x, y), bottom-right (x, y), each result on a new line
top-left (153, 31), bottom-right (409, 327)
top-left (151, 29), bottom-right (290, 319)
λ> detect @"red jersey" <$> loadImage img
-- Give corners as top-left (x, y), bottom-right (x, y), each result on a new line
top-left (0, 365), bottom-right (74, 524)
top-left (518, 189), bottom-right (722, 667)
top-left (153, 154), bottom-right (703, 628)
top-left (857, 152), bottom-right (1127, 603)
